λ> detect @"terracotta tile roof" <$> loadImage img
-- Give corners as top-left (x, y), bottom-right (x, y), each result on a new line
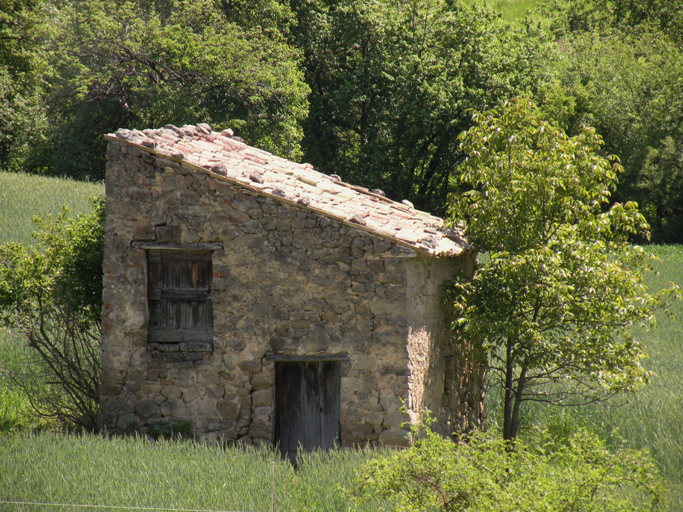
top-left (104, 124), bottom-right (470, 257)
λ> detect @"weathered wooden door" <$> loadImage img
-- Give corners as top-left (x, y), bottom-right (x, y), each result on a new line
top-left (274, 361), bottom-right (341, 462)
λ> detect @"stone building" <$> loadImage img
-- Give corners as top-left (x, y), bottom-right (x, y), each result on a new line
top-left (100, 123), bottom-right (483, 456)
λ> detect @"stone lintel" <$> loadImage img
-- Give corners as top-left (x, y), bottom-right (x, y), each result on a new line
top-left (264, 353), bottom-right (349, 362)
top-left (131, 241), bottom-right (224, 251)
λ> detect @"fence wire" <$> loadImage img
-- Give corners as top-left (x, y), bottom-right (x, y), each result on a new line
top-left (0, 500), bottom-right (258, 512)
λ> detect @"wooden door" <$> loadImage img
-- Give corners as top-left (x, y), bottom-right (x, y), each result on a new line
top-left (274, 361), bottom-right (341, 462)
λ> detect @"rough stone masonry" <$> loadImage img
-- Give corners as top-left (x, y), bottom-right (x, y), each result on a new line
top-left (99, 124), bottom-right (484, 448)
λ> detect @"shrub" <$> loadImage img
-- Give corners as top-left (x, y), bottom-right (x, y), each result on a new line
top-left (0, 197), bottom-right (104, 430)
top-left (354, 417), bottom-right (663, 512)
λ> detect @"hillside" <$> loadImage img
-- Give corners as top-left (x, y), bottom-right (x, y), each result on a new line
top-left (0, 172), bottom-right (103, 246)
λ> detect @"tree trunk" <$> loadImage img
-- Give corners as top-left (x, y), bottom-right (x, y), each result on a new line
top-left (509, 365), bottom-right (528, 440)
top-left (503, 338), bottom-right (515, 441)
top-left (503, 338), bottom-right (528, 441)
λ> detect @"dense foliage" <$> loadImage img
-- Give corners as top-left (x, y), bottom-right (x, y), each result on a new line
top-left (0, 0), bottom-right (47, 172)
top-left (540, 27), bottom-right (683, 243)
top-left (448, 98), bottom-right (679, 441)
top-left (2, 0), bottom-right (683, 240)
top-left (0, 198), bottom-right (104, 429)
top-left (1, 0), bottom-right (309, 180)
top-left (355, 417), bottom-right (663, 512)
top-left (557, 0), bottom-right (683, 45)
top-left (290, 0), bottom-right (555, 214)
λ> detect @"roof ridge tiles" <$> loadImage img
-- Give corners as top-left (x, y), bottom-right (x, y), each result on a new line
top-left (104, 124), bottom-right (470, 257)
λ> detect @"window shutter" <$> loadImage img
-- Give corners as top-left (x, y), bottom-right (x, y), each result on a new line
top-left (148, 250), bottom-right (213, 343)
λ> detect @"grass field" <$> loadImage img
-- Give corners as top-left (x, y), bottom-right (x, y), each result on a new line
top-left (0, 171), bottom-right (103, 246)
top-left (0, 433), bottom-right (391, 512)
top-left (0, 331), bottom-right (36, 432)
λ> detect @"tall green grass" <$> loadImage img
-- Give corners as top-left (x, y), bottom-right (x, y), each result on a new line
top-left (0, 330), bottom-right (51, 433)
top-left (0, 331), bottom-right (32, 432)
top-left (0, 432), bottom-right (392, 512)
top-left (0, 171), bottom-right (103, 246)
top-left (486, 245), bottom-right (683, 510)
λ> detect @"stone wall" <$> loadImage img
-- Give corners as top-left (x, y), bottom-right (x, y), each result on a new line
top-left (100, 139), bottom-right (480, 446)
top-left (407, 254), bottom-right (483, 435)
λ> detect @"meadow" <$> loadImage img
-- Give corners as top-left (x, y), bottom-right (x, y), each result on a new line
top-left (0, 432), bottom-right (393, 512)
top-left (0, 171), bottom-right (103, 246)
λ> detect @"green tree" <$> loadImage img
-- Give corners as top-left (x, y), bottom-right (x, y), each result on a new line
top-left (557, 0), bottom-right (683, 46)
top-left (0, 198), bottom-right (104, 430)
top-left (355, 416), bottom-right (663, 512)
top-left (290, 0), bottom-right (555, 215)
top-left (215, 0), bottom-right (294, 33)
top-left (22, 0), bottom-right (309, 180)
top-left (636, 136), bottom-right (683, 239)
top-left (448, 98), bottom-right (679, 441)
top-left (0, 0), bottom-right (49, 171)
top-left (539, 28), bottom-right (683, 243)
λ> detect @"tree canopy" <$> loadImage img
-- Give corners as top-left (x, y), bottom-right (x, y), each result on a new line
top-left (448, 98), bottom-right (679, 441)
top-left (3, 0), bottom-right (683, 241)
top-left (539, 27), bottom-right (683, 243)
top-left (290, 0), bottom-right (555, 215)
top-left (0, 0), bottom-right (48, 171)
top-left (2, 0), bottom-right (310, 180)
top-left (557, 0), bottom-right (683, 46)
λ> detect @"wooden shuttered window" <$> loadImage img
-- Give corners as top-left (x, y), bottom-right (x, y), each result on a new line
top-left (147, 250), bottom-right (213, 343)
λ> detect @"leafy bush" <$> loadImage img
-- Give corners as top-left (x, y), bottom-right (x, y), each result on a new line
top-left (0, 197), bottom-right (104, 430)
top-left (354, 417), bottom-right (663, 512)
